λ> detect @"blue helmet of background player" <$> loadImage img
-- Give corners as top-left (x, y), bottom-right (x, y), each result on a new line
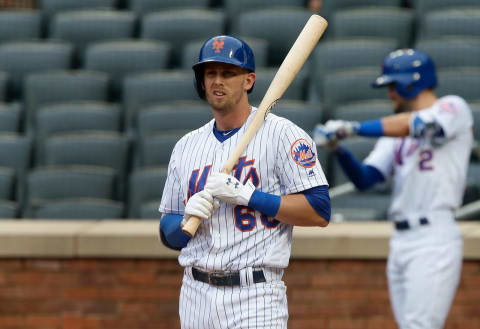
top-left (371, 49), bottom-right (437, 99)
top-left (192, 35), bottom-right (255, 99)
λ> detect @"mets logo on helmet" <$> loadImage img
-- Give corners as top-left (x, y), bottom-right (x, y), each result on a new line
top-left (213, 37), bottom-right (224, 53)
top-left (290, 138), bottom-right (316, 168)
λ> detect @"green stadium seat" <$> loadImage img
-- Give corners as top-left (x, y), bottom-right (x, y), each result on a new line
top-left (0, 103), bottom-right (22, 133)
top-left (333, 7), bottom-right (415, 48)
top-left (0, 133), bottom-right (31, 212)
top-left (24, 165), bottom-right (118, 217)
top-left (331, 100), bottom-right (392, 122)
top-left (0, 133), bottom-right (31, 180)
top-left (309, 38), bottom-right (396, 103)
top-left (321, 68), bottom-right (386, 115)
top-left (415, 37), bottom-right (480, 70)
top-left (123, 70), bottom-right (198, 130)
top-left (0, 10), bottom-right (41, 43)
top-left (137, 101), bottom-right (211, 137)
top-left (269, 100), bottom-right (323, 132)
top-left (36, 102), bottom-right (121, 137)
top-left (331, 192), bottom-right (391, 221)
top-left (419, 8), bottom-right (480, 40)
top-left (0, 200), bottom-right (17, 219)
top-left (35, 101), bottom-right (121, 164)
top-left (49, 10), bottom-right (136, 62)
top-left (436, 67), bottom-right (480, 103)
top-left (84, 40), bottom-right (171, 100)
top-left (24, 70), bottom-right (110, 129)
top-left (128, 166), bottom-right (167, 218)
top-left (224, 0), bottom-right (304, 28)
top-left (127, 0), bottom-right (210, 17)
top-left (321, 0), bottom-right (402, 19)
top-left (0, 41), bottom-right (73, 100)
top-left (0, 72), bottom-right (8, 102)
top-left (140, 9), bottom-right (225, 68)
top-left (39, 0), bottom-right (116, 18)
top-left (139, 130), bottom-right (189, 167)
top-left (43, 132), bottom-right (129, 183)
top-left (0, 168), bottom-right (15, 202)
top-left (462, 163), bottom-right (480, 214)
top-left (470, 102), bottom-right (480, 142)
top-left (139, 201), bottom-right (162, 219)
top-left (42, 131), bottom-right (129, 202)
top-left (249, 67), bottom-right (308, 104)
top-left (33, 198), bottom-right (124, 219)
top-left (413, 0), bottom-right (480, 16)
top-left (232, 8), bottom-right (312, 66)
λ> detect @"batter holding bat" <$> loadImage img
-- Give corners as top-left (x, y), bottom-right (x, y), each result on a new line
top-left (314, 49), bottom-right (473, 328)
top-left (159, 21), bottom-right (330, 329)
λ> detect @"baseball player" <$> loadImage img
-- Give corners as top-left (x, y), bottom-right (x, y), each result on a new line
top-left (313, 49), bottom-right (473, 328)
top-left (158, 35), bottom-right (331, 329)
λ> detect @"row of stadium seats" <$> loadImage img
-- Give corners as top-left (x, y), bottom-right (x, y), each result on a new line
top-left (1, 98), bottom-right (479, 163)
top-left (0, 129), bottom-right (478, 220)
top-left (0, 38), bottom-right (480, 107)
top-left (32, 0), bottom-right (480, 17)
top-left (0, 60), bottom-right (479, 135)
top-left (1, 5), bottom-right (479, 68)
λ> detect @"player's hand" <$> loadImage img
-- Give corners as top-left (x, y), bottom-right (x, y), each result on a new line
top-left (205, 172), bottom-right (255, 206)
top-left (313, 120), bottom-right (359, 147)
top-left (183, 190), bottom-right (219, 223)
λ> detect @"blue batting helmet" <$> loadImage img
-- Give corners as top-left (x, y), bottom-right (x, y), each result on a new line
top-left (192, 35), bottom-right (255, 99)
top-left (371, 49), bottom-right (437, 99)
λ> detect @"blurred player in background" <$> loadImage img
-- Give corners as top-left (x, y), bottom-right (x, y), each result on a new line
top-left (313, 49), bottom-right (473, 328)
top-left (159, 35), bottom-right (331, 328)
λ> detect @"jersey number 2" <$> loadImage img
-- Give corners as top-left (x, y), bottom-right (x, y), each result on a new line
top-left (419, 150), bottom-right (434, 171)
top-left (234, 206), bottom-right (280, 232)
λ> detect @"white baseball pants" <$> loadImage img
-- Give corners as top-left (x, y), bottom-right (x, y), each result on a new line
top-left (179, 267), bottom-right (288, 329)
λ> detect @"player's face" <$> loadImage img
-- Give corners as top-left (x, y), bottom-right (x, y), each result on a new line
top-left (388, 84), bottom-right (410, 114)
top-left (203, 62), bottom-right (255, 112)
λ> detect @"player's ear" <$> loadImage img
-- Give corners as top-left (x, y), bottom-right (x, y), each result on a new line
top-left (244, 72), bottom-right (255, 92)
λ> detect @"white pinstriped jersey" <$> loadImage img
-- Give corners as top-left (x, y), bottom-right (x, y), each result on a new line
top-left (159, 107), bottom-right (328, 272)
top-left (364, 95), bottom-right (473, 222)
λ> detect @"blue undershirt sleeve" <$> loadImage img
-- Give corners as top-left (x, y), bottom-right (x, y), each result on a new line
top-left (356, 119), bottom-right (384, 137)
top-left (159, 213), bottom-right (191, 250)
top-left (302, 185), bottom-right (331, 222)
top-left (248, 190), bottom-right (281, 218)
top-left (335, 146), bottom-right (385, 190)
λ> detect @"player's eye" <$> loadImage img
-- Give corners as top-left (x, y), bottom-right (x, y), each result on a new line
top-left (205, 70), bottom-right (216, 78)
top-left (223, 70), bottom-right (237, 78)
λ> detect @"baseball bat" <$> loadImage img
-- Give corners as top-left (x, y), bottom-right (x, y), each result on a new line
top-left (182, 14), bottom-right (328, 237)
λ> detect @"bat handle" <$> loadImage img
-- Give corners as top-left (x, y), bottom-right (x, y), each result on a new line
top-left (182, 168), bottom-right (231, 237)
top-left (181, 215), bottom-right (202, 237)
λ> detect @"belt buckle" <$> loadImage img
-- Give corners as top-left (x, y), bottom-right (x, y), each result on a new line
top-left (208, 271), bottom-right (228, 286)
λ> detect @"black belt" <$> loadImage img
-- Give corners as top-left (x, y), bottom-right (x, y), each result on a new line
top-left (192, 267), bottom-right (266, 286)
top-left (395, 217), bottom-right (430, 231)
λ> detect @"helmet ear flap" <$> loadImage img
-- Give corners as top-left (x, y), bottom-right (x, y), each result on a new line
top-left (405, 82), bottom-right (415, 92)
top-left (194, 66), bottom-right (206, 99)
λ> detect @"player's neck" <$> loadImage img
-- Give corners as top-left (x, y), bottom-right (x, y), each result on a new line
top-left (213, 101), bottom-right (252, 130)
top-left (411, 90), bottom-right (437, 112)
